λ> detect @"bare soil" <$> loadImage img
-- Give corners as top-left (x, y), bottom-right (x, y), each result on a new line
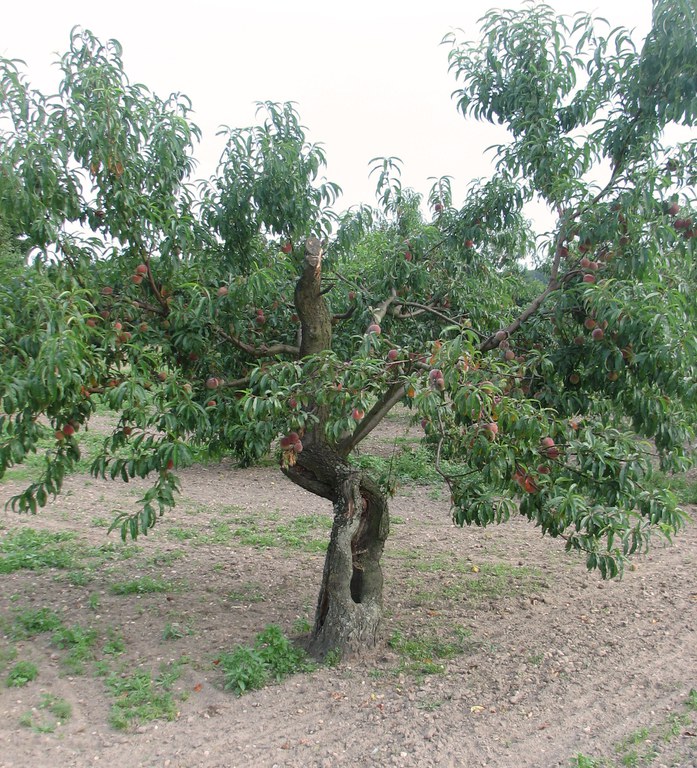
top-left (1, 415), bottom-right (696, 768)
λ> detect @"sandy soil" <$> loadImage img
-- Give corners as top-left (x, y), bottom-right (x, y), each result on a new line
top-left (0, 416), bottom-right (696, 768)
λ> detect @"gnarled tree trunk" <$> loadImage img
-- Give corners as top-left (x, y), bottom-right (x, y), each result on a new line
top-left (283, 441), bottom-right (389, 657)
top-left (282, 237), bottom-right (390, 657)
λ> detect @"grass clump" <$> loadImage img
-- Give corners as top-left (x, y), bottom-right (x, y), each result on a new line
top-left (19, 693), bottom-right (72, 733)
top-left (9, 607), bottom-right (62, 638)
top-left (6, 660), bottom-right (38, 687)
top-left (109, 576), bottom-right (175, 595)
top-left (0, 528), bottom-right (78, 573)
top-left (219, 624), bottom-right (313, 695)
top-left (51, 623), bottom-right (98, 674)
top-left (389, 627), bottom-right (473, 676)
top-left (105, 661), bottom-right (184, 730)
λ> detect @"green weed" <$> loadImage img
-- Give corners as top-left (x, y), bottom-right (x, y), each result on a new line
top-left (0, 645), bottom-right (18, 671)
top-left (9, 607), bottom-right (62, 638)
top-left (461, 562), bottom-right (547, 601)
top-left (109, 576), bottom-right (175, 595)
top-left (105, 665), bottom-right (180, 730)
top-left (102, 629), bottom-right (126, 656)
top-left (218, 624), bottom-right (313, 695)
top-left (292, 617), bottom-right (312, 634)
top-left (6, 660), bottom-right (39, 687)
top-left (226, 583), bottom-right (265, 604)
top-left (19, 693), bottom-right (72, 733)
top-left (52, 624), bottom-right (98, 674)
top-left (568, 756), bottom-right (607, 768)
top-left (162, 622), bottom-right (193, 640)
top-left (389, 627), bottom-right (473, 676)
top-left (0, 528), bottom-right (78, 572)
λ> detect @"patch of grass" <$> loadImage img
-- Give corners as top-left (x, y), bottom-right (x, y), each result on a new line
top-left (162, 622), bottom-right (193, 640)
top-left (226, 583), bottom-right (265, 604)
top-left (292, 617), bottom-right (312, 635)
top-left (573, 689), bottom-right (697, 768)
top-left (52, 624), bottom-right (98, 674)
top-left (323, 648), bottom-right (342, 668)
top-left (354, 446), bottom-right (445, 487)
top-left (276, 515), bottom-right (331, 552)
top-left (198, 520), bottom-right (235, 545)
top-left (219, 624), bottom-right (313, 695)
top-left (88, 593), bottom-right (101, 610)
top-left (416, 699), bottom-right (443, 711)
top-left (389, 626), bottom-right (474, 677)
top-left (0, 645), bottom-right (18, 672)
top-left (230, 516), bottom-right (330, 553)
top-left (0, 528), bottom-right (79, 572)
top-left (460, 562), bottom-right (547, 601)
top-left (19, 693), bottom-right (72, 733)
top-left (105, 664), bottom-right (180, 730)
top-left (687, 688), bottom-right (697, 711)
top-left (9, 607), bottom-right (63, 638)
top-left (166, 526), bottom-right (198, 542)
top-left (66, 569), bottom-right (92, 586)
top-left (147, 549), bottom-right (186, 566)
top-left (233, 525), bottom-right (277, 548)
top-left (6, 660), bottom-right (39, 687)
top-left (109, 576), bottom-right (175, 595)
top-left (103, 629), bottom-right (126, 656)
top-left (568, 757), bottom-right (608, 768)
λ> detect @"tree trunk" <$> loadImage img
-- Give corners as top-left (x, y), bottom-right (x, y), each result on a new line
top-left (282, 443), bottom-right (389, 658)
top-left (285, 236), bottom-right (390, 657)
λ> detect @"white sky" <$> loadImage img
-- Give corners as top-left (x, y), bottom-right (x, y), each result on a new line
top-left (3, 1), bottom-right (655, 219)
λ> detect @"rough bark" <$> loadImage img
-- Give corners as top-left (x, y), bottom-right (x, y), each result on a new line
top-left (281, 238), bottom-right (390, 656)
top-left (282, 441), bottom-right (390, 658)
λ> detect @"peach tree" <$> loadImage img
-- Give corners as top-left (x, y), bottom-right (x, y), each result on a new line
top-left (1, 2), bottom-right (696, 656)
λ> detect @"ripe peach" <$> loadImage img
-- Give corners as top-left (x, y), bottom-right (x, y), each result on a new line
top-left (352, 408), bottom-right (365, 421)
top-left (367, 323), bottom-right (381, 335)
top-left (592, 327), bottom-right (604, 341)
top-left (484, 422), bottom-right (499, 437)
top-left (135, 263), bottom-right (148, 275)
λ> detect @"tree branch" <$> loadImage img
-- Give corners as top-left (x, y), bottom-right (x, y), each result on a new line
top-left (213, 325), bottom-right (299, 358)
top-left (392, 300), bottom-right (466, 328)
top-left (336, 382), bottom-right (406, 457)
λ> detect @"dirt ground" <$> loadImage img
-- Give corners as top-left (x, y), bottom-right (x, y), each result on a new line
top-left (0, 415), bottom-right (696, 768)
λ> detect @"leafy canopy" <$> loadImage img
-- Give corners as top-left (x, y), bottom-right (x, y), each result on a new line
top-left (1, 3), bottom-right (696, 578)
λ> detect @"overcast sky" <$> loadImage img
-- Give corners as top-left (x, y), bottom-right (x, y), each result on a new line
top-left (4, 1), bottom-right (655, 219)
